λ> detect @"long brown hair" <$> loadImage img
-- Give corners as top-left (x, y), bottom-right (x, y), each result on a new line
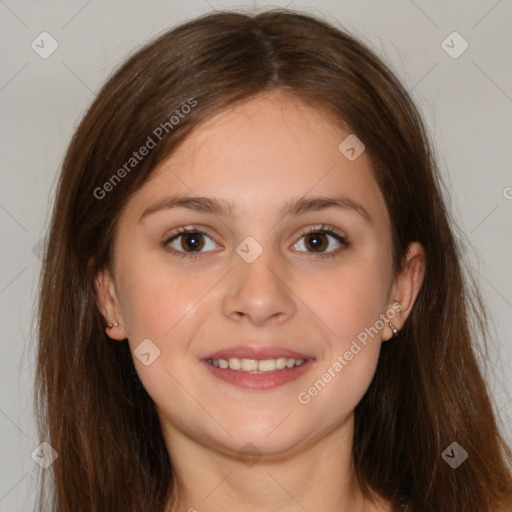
top-left (35, 8), bottom-right (512, 511)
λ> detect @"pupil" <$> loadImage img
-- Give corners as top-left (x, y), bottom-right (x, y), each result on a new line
top-left (307, 233), bottom-right (326, 252)
top-left (183, 233), bottom-right (203, 251)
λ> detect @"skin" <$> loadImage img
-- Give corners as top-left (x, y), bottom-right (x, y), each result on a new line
top-left (95, 90), bottom-right (425, 512)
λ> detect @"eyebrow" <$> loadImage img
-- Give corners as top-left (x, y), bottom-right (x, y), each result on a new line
top-left (139, 194), bottom-right (373, 224)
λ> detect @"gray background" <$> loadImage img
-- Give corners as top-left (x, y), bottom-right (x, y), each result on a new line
top-left (1, 0), bottom-right (511, 509)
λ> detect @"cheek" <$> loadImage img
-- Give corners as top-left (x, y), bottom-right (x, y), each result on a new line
top-left (297, 343), bottom-right (380, 426)
top-left (300, 259), bottom-right (390, 342)
top-left (293, 258), bottom-right (389, 405)
top-left (116, 252), bottom-right (210, 341)
top-left (114, 257), bottom-right (213, 419)
top-left (296, 264), bottom-right (388, 405)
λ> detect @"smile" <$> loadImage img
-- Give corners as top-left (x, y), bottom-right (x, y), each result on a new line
top-left (206, 357), bottom-right (306, 373)
top-left (202, 357), bottom-right (315, 390)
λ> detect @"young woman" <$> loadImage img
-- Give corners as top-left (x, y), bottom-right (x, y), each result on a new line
top-left (35, 8), bottom-right (512, 512)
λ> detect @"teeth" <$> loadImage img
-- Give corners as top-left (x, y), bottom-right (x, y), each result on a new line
top-left (229, 358), bottom-right (241, 370)
top-left (258, 359), bottom-right (276, 372)
top-left (208, 357), bottom-right (307, 373)
top-left (275, 357), bottom-right (287, 370)
top-left (241, 359), bottom-right (258, 372)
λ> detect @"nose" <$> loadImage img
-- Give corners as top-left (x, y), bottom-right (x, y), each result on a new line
top-left (222, 243), bottom-right (297, 328)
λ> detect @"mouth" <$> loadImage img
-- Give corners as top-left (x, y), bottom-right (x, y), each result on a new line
top-left (201, 351), bottom-right (316, 391)
top-left (206, 356), bottom-right (307, 373)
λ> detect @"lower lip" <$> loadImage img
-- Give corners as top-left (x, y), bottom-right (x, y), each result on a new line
top-left (201, 359), bottom-right (315, 390)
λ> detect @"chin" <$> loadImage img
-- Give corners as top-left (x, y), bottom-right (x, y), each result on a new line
top-left (206, 421), bottom-right (312, 460)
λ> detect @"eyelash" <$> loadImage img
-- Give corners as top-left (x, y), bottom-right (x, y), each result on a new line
top-left (163, 224), bottom-right (349, 260)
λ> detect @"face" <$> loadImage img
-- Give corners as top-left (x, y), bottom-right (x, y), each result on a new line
top-left (96, 91), bottom-right (423, 459)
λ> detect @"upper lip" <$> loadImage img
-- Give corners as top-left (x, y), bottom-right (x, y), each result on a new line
top-left (202, 345), bottom-right (314, 361)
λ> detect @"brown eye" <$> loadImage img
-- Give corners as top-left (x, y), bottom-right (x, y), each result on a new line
top-left (180, 232), bottom-right (205, 252)
top-left (304, 232), bottom-right (329, 252)
top-left (165, 228), bottom-right (219, 257)
top-left (292, 226), bottom-right (348, 257)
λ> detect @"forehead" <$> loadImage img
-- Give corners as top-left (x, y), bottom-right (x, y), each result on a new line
top-left (128, 91), bottom-right (388, 225)
top-left (162, 92), bottom-right (349, 166)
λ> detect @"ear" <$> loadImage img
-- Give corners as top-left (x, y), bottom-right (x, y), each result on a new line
top-left (383, 241), bottom-right (426, 341)
top-left (94, 266), bottom-right (128, 341)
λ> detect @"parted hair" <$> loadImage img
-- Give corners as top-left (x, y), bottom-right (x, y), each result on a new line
top-left (35, 8), bottom-right (512, 512)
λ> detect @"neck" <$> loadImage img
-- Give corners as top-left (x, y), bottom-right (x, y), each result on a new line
top-left (162, 413), bottom-right (382, 512)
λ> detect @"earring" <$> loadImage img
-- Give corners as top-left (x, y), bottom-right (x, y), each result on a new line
top-left (389, 322), bottom-right (399, 338)
top-left (105, 321), bottom-right (118, 329)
